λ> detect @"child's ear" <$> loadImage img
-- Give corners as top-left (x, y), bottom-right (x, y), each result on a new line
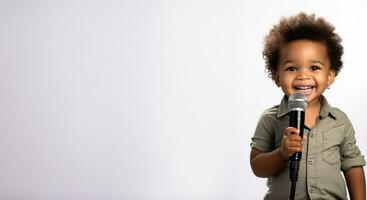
top-left (327, 69), bottom-right (336, 86)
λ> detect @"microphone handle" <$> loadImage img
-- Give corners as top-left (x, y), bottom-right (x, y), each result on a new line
top-left (289, 110), bottom-right (305, 182)
top-left (289, 110), bottom-right (305, 161)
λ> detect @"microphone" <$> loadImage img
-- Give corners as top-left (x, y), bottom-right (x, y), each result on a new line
top-left (287, 93), bottom-right (307, 199)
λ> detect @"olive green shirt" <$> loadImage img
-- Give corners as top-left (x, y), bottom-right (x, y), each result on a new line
top-left (251, 95), bottom-right (365, 200)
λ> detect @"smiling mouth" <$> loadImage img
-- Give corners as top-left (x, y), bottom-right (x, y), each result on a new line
top-left (293, 85), bottom-right (316, 95)
top-left (294, 86), bottom-right (315, 90)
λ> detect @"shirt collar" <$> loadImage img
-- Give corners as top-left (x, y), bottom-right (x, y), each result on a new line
top-left (277, 95), bottom-right (336, 120)
top-left (277, 95), bottom-right (289, 118)
top-left (319, 96), bottom-right (336, 120)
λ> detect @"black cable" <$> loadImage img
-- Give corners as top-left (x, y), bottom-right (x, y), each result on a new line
top-left (290, 181), bottom-right (296, 200)
top-left (289, 159), bottom-right (300, 199)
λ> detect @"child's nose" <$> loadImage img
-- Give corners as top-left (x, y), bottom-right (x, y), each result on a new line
top-left (296, 69), bottom-right (310, 80)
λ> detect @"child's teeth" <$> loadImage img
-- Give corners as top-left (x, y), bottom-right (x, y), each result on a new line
top-left (296, 86), bottom-right (312, 90)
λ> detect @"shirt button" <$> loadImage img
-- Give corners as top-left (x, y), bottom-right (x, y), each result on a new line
top-left (310, 188), bottom-right (315, 193)
top-left (309, 159), bottom-right (314, 165)
top-left (310, 133), bottom-right (313, 137)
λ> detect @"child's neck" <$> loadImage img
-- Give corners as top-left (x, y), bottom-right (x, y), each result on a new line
top-left (305, 99), bottom-right (322, 129)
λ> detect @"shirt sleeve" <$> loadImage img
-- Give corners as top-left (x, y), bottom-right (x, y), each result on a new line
top-left (340, 119), bottom-right (366, 171)
top-left (250, 115), bottom-right (274, 152)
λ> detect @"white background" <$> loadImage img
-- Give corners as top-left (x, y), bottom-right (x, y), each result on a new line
top-left (1, 0), bottom-right (367, 199)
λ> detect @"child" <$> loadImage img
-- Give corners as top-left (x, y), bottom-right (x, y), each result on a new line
top-left (250, 13), bottom-right (366, 200)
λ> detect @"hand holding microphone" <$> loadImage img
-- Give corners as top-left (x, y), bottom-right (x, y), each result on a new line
top-left (279, 127), bottom-right (307, 159)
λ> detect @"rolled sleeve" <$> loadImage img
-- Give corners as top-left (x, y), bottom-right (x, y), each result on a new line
top-left (251, 116), bottom-right (274, 152)
top-left (341, 155), bottom-right (366, 171)
top-left (340, 121), bottom-right (366, 171)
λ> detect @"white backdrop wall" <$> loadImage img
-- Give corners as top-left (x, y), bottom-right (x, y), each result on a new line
top-left (1, 0), bottom-right (367, 199)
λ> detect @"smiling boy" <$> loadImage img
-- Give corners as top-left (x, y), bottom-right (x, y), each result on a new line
top-left (250, 13), bottom-right (366, 199)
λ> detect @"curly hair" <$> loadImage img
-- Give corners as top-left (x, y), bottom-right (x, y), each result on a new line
top-left (263, 12), bottom-right (344, 81)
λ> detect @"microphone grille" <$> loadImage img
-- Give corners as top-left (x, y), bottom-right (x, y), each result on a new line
top-left (288, 93), bottom-right (308, 111)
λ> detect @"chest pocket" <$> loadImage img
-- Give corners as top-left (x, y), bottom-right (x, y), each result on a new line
top-left (322, 125), bottom-right (344, 165)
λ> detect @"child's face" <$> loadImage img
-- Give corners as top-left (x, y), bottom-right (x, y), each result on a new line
top-left (275, 40), bottom-right (335, 106)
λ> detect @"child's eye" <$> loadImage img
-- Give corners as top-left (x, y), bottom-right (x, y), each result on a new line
top-left (310, 65), bottom-right (321, 70)
top-left (285, 66), bottom-right (297, 71)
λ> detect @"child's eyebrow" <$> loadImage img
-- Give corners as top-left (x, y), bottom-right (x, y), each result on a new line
top-left (310, 60), bottom-right (325, 65)
top-left (281, 60), bottom-right (294, 65)
top-left (280, 60), bottom-right (325, 66)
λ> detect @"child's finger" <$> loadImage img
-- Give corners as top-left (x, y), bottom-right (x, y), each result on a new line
top-left (288, 133), bottom-right (303, 142)
top-left (287, 146), bottom-right (303, 153)
top-left (287, 141), bottom-right (303, 148)
top-left (284, 127), bottom-right (300, 136)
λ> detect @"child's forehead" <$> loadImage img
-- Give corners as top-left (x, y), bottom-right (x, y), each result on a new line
top-left (278, 40), bottom-right (330, 63)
